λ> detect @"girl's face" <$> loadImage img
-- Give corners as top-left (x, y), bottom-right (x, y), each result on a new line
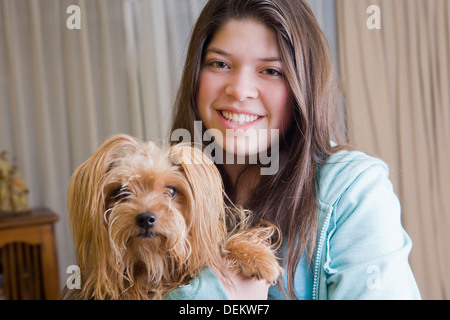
top-left (197, 19), bottom-right (292, 157)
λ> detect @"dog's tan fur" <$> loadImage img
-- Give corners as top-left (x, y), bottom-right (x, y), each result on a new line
top-left (64, 134), bottom-right (282, 299)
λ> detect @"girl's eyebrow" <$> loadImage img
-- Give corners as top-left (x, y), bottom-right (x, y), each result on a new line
top-left (205, 47), bottom-right (231, 56)
top-left (205, 47), bottom-right (281, 62)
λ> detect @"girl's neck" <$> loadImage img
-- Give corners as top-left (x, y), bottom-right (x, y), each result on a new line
top-left (223, 162), bottom-right (260, 207)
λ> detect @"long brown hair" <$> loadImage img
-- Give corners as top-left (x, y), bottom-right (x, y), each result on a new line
top-left (170, 0), bottom-right (344, 299)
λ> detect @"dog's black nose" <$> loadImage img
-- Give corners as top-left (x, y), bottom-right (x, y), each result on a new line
top-left (136, 212), bottom-right (157, 229)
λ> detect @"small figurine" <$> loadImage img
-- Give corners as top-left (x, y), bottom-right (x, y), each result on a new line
top-left (0, 151), bottom-right (12, 212)
top-left (10, 159), bottom-right (30, 212)
top-left (0, 151), bottom-right (30, 214)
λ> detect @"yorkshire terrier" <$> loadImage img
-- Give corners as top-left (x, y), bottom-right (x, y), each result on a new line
top-left (64, 134), bottom-right (283, 299)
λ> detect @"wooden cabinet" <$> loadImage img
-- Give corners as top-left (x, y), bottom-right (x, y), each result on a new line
top-left (0, 208), bottom-right (60, 300)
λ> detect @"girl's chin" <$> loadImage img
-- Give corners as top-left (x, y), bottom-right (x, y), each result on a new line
top-left (221, 141), bottom-right (269, 159)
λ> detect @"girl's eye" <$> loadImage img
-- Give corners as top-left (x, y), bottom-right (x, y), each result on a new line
top-left (208, 61), bottom-right (229, 69)
top-left (262, 68), bottom-right (283, 77)
top-left (164, 186), bottom-right (177, 200)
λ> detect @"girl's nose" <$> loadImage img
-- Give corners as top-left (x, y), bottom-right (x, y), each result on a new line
top-left (224, 69), bottom-right (258, 102)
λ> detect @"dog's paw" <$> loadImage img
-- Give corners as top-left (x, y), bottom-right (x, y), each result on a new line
top-left (224, 227), bottom-right (283, 284)
top-left (238, 247), bottom-right (283, 285)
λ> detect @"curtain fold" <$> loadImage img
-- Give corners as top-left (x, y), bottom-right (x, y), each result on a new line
top-left (337, 0), bottom-right (450, 299)
top-left (135, 0), bottom-right (208, 141)
top-left (0, 0), bottom-right (206, 287)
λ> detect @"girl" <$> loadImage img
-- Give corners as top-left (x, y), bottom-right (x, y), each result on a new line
top-left (167, 0), bottom-right (420, 299)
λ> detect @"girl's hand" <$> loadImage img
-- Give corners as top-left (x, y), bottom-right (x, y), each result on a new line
top-left (213, 265), bottom-right (271, 300)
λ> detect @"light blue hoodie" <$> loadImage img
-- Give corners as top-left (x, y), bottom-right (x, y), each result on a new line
top-left (165, 148), bottom-right (421, 300)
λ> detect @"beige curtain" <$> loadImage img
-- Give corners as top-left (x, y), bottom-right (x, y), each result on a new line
top-left (336, 0), bottom-right (450, 299)
top-left (0, 0), bottom-right (206, 287)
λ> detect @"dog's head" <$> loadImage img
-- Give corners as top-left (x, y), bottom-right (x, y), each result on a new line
top-left (67, 134), bottom-right (227, 299)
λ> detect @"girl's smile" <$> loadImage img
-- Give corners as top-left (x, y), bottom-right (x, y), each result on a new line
top-left (217, 108), bottom-right (264, 129)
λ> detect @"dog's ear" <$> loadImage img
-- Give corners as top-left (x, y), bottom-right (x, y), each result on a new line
top-left (169, 144), bottom-right (227, 269)
top-left (67, 134), bottom-right (139, 299)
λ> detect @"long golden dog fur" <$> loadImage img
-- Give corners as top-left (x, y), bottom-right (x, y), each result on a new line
top-left (64, 134), bottom-right (282, 299)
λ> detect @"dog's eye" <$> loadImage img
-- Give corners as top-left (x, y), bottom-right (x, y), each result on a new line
top-left (110, 186), bottom-right (130, 202)
top-left (164, 186), bottom-right (177, 200)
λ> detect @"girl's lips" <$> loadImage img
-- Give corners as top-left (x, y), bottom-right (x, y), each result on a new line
top-left (221, 110), bottom-right (261, 124)
top-left (216, 109), bottom-right (264, 129)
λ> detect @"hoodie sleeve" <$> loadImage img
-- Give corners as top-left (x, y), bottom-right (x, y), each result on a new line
top-left (164, 268), bottom-right (229, 300)
top-left (320, 157), bottom-right (421, 299)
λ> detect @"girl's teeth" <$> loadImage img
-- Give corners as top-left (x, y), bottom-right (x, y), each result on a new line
top-left (221, 111), bottom-right (260, 125)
